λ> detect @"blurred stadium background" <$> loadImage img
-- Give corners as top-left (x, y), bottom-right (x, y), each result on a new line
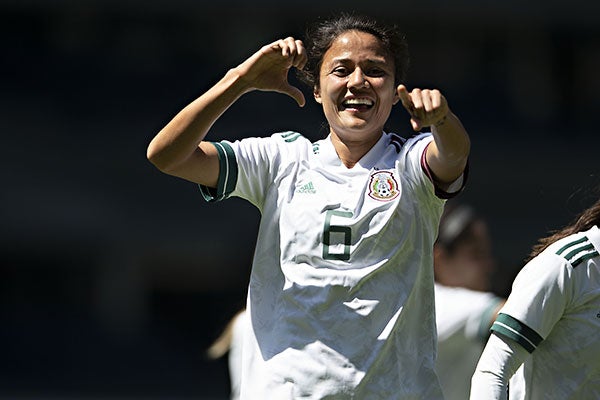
top-left (1, 0), bottom-right (599, 398)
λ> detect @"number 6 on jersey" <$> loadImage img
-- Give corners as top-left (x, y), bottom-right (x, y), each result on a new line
top-left (323, 210), bottom-right (353, 261)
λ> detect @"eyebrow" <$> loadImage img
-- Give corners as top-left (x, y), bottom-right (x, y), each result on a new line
top-left (330, 56), bottom-right (388, 65)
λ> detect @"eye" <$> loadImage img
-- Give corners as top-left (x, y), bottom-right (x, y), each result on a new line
top-left (332, 66), bottom-right (349, 76)
top-left (366, 67), bottom-right (386, 77)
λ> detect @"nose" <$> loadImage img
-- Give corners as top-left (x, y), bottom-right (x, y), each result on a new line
top-left (348, 68), bottom-right (368, 89)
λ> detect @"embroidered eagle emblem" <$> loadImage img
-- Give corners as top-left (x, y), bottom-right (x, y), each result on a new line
top-left (368, 171), bottom-right (399, 201)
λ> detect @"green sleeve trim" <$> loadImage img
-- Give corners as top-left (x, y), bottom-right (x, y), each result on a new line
top-left (281, 131), bottom-right (303, 143)
top-left (555, 236), bottom-right (599, 268)
top-left (490, 313), bottom-right (543, 354)
top-left (563, 243), bottom-right (594, 261)
top-left (198, 141), bottom-right (237, 202)
top-left (572, 251), bottom-right (599, 267)
top-left (556, 236), bottom-right (587, 255)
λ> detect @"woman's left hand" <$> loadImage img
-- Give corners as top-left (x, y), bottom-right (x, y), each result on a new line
top-left (397, 85), bottom-right (449, 131)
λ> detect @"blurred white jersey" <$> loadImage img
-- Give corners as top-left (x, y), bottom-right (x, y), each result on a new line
top-left (201, 131), bottom-right (462, 399)
top-left (434, 283), bottom-right (503, 400)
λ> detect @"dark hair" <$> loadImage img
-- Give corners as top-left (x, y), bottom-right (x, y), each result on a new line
top-left (527, 197), bottom-right (600, 261)
top-left (436, 203), bottom-right (480, 254)
top-left (296, 13), bottom-right (410, 89)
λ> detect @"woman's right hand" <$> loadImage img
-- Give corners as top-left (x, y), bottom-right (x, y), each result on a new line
top-left (234, 37), bottom-right (307, 107)
top-left (147, 38), bottom-right (308, 185)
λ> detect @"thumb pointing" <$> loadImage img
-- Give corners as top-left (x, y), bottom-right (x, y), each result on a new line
top-left (282, 84), bottom-right (306, 107)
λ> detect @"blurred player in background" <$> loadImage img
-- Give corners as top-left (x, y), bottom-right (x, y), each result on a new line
top-left (147, 13), bottom-right (471, 398)
top-left (433, 202), bottom-right (505, 400)
top-left (470, 197), bottom-right (600, 399)
top-left (207, 308), bottom-right (246, 400)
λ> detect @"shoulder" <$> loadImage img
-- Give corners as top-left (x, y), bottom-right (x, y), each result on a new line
top-left (435, 284), bottom-right (501, 314)
top-left (265, 131), bottom-right (316, 156)
top-left (507, 230), bottom-right (599, 304)
top-left (270, 131), bottom-right (313, 146)
top-left (384, 131), bottom-right (432, 154)
top-left (226, 131), bottom-right (313, 148)
top-left (435, 284), bottom-right (499, 302)
top-left (223, 131), bottom-right (314, 161)
top-left (549, 226), bottom-right (600, 268)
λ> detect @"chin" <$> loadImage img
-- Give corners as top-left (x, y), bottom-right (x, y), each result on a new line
top-left (334, 127), bottom-right (383, 142)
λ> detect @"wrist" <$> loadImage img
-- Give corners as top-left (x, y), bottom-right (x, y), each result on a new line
top-left (434, 110), bottom-right (453, 128)
top-left (434, 114), bottom-right (447, 127)
top-left (224, 67), bottom-right (254, 96)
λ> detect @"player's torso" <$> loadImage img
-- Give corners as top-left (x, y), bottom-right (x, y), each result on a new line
top-left (241, 133), bottom-right (444, 399)
top-left (278, 160), bottom-right (406, 272)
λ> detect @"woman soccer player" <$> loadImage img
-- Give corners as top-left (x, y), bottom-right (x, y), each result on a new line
top-left (470, 197), bottom-right (600, 399)
top-left (148, 13), bottom-right (470, 399)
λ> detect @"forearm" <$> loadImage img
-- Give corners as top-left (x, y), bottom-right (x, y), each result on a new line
top-left (426, 111), bottom-right (470, 183)
top-left (147, 68), bottom-right (250, 173)
top-left (470, 333), bottom-right (529, 400)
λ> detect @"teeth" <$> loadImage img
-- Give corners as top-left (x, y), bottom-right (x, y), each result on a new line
top-left (343, 98), bottom-right (373, 106)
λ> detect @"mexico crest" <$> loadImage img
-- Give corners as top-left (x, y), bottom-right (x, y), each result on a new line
top-left (368, 171), bottom-right (400, 201)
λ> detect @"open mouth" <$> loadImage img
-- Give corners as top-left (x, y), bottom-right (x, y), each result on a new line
top-left (341, 98), bottom-right (374, 111)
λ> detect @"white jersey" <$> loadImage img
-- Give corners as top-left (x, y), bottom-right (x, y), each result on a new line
top-left (200, 131), bottom-right (461, 399)
top-left (434, 283), bottom-right (503, 400)
top-left (490, 225), bottom-right (600, 399)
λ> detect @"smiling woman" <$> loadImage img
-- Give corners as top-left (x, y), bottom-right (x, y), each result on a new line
top-left (311, 31), bottom-right (400, 166)
top-left (147, 12), bottom-right (470, 399)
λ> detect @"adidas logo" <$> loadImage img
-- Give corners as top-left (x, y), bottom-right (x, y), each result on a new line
top-left (296, 181), bottom-right (316, 194)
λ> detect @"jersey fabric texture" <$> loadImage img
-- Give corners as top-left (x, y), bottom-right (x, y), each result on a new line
top-left (200, 131), bottom-right (463, 399)
top-left (434, 283), bottom-right (503, 400)
top-left (490, 225), bottom-right (600, 399)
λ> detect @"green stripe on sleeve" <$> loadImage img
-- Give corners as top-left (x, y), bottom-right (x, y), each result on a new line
top-left (280, 131), bottom-right (304, 143)
top-left (490, 313), bottom-right (543, 353)
top-left (198, 141), bottom-right (238, 202)
top-left (556, 236), bottom-right (588, 256)
top-left (572, 251), bottom-right (599, 267)
top-left (563, 243), bottom-right (594, 261)
top-left (555, 236), bottom-right (598, 267)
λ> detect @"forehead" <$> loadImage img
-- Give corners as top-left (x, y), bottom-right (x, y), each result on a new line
top-left (323, 30), bottom-right (390, 63)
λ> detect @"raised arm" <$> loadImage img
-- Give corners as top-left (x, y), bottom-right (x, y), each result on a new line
top-left (146, 37), bottom-right (307, 186)
top-left (397, 85), bottom-right (470, 185)
top-left (470, 333), bottom-right (529, 400)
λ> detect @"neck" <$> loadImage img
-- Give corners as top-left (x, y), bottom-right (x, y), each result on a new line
top-left (330, 131), bottom-right (382, 169)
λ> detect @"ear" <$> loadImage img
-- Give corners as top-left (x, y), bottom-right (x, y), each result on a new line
top-left (392, 86), bottom-right (400, 105)
top-left (313, 85), bottom-right (322, 104)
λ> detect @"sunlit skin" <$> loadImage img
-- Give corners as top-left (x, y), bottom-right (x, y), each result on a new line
top-left (314, 31), bottom-right (400, 167)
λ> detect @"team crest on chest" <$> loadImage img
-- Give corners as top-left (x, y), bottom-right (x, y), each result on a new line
top-left (368, 171), bottom-right (400, 201)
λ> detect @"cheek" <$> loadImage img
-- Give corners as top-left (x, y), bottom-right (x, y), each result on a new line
top-left (375, 98), bottom-right (395, 119)
top-left (385, 86), bottom-right (399, 105)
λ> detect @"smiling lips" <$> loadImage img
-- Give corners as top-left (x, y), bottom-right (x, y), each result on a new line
top-left (341, 97), bottom-right (374, 111)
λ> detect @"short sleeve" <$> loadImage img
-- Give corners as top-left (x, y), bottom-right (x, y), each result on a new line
top-left (199, 141), bottom-right (238, 202)
top-left (198, 132), bottom-right (310, 208)
top-left (490, 253), bottom-right (569, 352)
